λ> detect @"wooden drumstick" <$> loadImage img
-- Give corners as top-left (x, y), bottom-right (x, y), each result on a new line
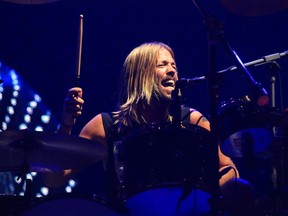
top-left (75, 14), bottom-right (83, 87)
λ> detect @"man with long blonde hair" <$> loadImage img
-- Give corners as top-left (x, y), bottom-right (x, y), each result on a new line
top-left (48, 42), bottom-right (254, 215)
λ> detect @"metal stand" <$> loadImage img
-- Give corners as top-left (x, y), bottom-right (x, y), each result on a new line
top-left (191, 1), bottom-right (270, 215)
top-left (191, 2), bottom-right (225, 214)
top-left (268, 62), bottom-right (283, 189)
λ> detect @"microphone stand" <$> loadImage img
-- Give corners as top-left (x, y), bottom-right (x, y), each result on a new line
top-left (192, 1), bottom-right (269, 215)
top-left (181, 50), bottom-right (288, 83)
top-left (191, 1), bottom-right (224, 215)
top-left (218, 51), bottom-right (288, 75)
top-left (267, 62), bottom-right (287, 198)
top-left (171, 83), bottom-right (183, 127)
top-left (192, 1), bottom-right (269, 105)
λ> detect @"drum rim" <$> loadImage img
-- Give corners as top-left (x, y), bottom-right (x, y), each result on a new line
top-left (121, 123), bottom-right (210, 144)
top-left (218, 95), bottom-right (252, 113)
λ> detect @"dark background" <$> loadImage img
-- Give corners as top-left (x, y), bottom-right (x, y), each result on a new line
top-left (0, 0), bottom-right (288, 198)
top-left (1, 0), bottom-right (288, 132)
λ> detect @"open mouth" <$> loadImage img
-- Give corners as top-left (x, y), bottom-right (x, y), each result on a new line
top-left (161, 79), bottom-right (175, 88)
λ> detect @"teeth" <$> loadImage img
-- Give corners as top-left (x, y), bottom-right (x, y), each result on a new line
top-left (167, 80), bottom-right (175, 85)
top-left (162, 79), bottom-right (175, 87)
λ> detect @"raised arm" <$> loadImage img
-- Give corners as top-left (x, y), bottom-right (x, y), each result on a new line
top-left (57, 87), bottom-right (84, 135)
top-left (44, 87), bottom-right (84, 187)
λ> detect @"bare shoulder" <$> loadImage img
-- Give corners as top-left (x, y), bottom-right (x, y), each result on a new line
top-left (79, 114), bottom-right (107, 144)
top-left (189, 108), bottom-right (210, 131)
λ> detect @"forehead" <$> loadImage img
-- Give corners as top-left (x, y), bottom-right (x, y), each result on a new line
top-left (157, 48), bottom-right (174, 61)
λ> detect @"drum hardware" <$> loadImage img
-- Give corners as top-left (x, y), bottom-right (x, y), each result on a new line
top-left (268, 111), bottom-right (288, 214)
top-left (189, 0), bottom-right (282, 214)
top-left (191, 1), bottom-right (243, 214)
top-left (0, 129), bottom-right (108, 215)
top-left (171, 81), bottom-right (183, 127)
top-left (217, 96), bottom-right (282, 158)
top-left (217, 58), bottom-right (287, 214)
top-left (0, 129), bottom-right (107, 172)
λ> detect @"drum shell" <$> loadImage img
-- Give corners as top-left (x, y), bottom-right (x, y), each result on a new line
top-left (22, 194), bottom-right (122, 216)
top-left (125, 187), bottom-right (211, 216)
top-left (119, 124), bottom-right (213, 198)
top-left (218, 97), bottom-right (277, 157)
top-left (118, 124), bottom-right (213, 215)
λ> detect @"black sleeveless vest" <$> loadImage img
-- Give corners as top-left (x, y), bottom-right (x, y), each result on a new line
top-left (101, 107), bottom-right (200, 212)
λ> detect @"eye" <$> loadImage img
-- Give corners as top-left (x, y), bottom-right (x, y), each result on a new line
top-left (157, 64), bottom-right (165, 68)
top-left (157, 61), bottom-right (168, 68)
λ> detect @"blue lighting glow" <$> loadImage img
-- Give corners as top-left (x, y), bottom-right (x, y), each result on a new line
top-left (29, 101), bottom-right (37, 108)
top-left (24, 114), bottom-right (31, 123)
top-left (0, 61), bottom-right (74, 199)
top-left (19, 123), bottom-right (28, 130)
top-left (7, 106), bottom-right (14, 115)
top-left (35, 126), bottom-right (43, 131)
top-left (10, 98), bottom-right (17, 106)
top-left (34, 94), bottom-right (41, 102)
top-left (41, 114), bottom-right (50, 124)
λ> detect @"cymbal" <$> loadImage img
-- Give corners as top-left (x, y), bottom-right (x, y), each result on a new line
top-left (220, 0), bottom-right (288, 16)
top-left (0, 130), bottom-right (107, 172)
top-left (2, 0), bottom-right (59, 5)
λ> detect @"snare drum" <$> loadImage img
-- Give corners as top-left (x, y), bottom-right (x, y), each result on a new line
top-left (22, 194), bottom-right (122, 216)
top-left (218, 96), bottom-right (276, 158)
top-left (118, 124), bottom-right (213, 215)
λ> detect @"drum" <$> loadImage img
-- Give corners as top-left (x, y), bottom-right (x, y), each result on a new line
top-left (218, 96), bottom-right (278, 158)
top-left (118, 124), bottom-right (214, 216)
top-left (126, 187), bottom-right (211, 216)
top-left (22, 194), bottom-right (122, 216)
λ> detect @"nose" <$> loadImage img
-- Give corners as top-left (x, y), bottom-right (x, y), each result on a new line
top-left (166, 68), bottom-right (178, 78)
top-left (167, 71), bottom-right (176, 77)
top-left (166, 64), bottom-right (177, 76)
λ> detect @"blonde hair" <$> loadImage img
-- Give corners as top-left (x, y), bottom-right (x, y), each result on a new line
top-left (113, 42), bottom-right (175, 129)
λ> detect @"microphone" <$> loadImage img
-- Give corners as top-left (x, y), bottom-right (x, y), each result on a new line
top-left (175, 77), bottom-right (206, 88)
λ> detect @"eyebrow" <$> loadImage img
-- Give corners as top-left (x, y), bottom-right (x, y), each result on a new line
top-left (157, 60), bottom-right (176, 65)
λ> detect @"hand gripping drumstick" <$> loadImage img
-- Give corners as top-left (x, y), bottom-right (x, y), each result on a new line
top-left (71, 14), bottom-right (84, 120)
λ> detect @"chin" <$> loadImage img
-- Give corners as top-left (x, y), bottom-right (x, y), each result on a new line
top-left (158, 94), bottom-right (172, 104)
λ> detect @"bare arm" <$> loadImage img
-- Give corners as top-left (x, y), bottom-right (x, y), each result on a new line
top-left (56, 87), bottom-right (84, 135)
top-left (45, 87), bottom-right (85, 187)
top-left (189, 109), bottom-right (239, 186)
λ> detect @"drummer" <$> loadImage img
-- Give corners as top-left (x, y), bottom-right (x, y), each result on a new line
top-left (46, 42), bottom-right (254, 215)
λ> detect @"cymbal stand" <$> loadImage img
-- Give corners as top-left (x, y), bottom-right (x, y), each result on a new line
top-left (192, 1), bottom-right (269, 215)
top-left (191, 1), bottom-right (224, 214)
top-left (17, 164), bottom-right (32, 202)
top-left (268, 61), bottom-right (288, 213)
top-left (269, 62), bottom-right (283, 187)
top-left (269, 61), bottom-right (282, 110)
top-left (16, 132), bottom-right (34, 207)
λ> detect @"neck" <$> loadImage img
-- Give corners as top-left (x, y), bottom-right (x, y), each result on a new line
top-left (140, 100), bottom-right (170, 124)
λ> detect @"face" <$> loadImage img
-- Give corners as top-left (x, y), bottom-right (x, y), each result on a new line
top-left (155, 48), bottom-right (178, 101)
